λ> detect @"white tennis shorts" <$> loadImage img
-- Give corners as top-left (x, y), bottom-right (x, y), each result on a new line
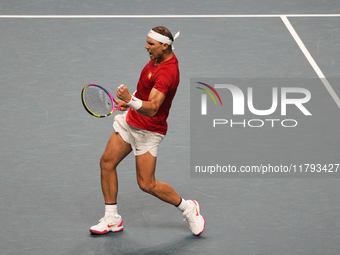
top-left (113, 112), bottom-right (164, 157)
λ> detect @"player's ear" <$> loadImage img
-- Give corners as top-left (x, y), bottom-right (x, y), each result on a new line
top-left (162, 43), bottom-right (170, 51)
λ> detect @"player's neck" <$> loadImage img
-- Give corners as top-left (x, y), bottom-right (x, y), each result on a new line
top-left (154, 52), bottom-right (173, 66)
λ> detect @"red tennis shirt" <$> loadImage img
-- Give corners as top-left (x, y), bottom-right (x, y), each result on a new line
top-left (126, 54), bottom-right (180, 135)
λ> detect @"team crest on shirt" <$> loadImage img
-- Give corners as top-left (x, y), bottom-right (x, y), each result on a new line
top-left (148, 72), bottom-right (152, 79)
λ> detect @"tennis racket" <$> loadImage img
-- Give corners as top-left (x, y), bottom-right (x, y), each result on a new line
top-left (81, 84), bottom-right (121, 118)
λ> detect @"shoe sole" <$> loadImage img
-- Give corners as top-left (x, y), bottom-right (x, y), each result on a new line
top-left (189, 200), bottom-right (205, 236)
top-left (89, 227), bottom-right (124, 235)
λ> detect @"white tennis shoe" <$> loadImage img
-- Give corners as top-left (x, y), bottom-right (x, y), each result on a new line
top-left (89, 214), bottom-right (123, 234)
top-left (183, 200), bottom-right (205, 236)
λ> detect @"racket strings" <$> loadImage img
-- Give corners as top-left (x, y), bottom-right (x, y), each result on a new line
top-left (83, 86), bottom-right (113, 116)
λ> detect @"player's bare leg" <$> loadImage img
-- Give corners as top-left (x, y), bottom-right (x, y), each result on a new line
top-left (90, 131), bottom-right (131, 234)
top-left (100, 131), bottom-right (132, 204)
top-left (136, 151), bottom-right (205, 235)
top-left (135, 151), bottom-right (181, 205)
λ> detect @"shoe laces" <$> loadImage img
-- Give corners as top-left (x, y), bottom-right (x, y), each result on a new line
top-left (99, 214), bottom-right (117, 223)
top-left (182, 208), bottom-right (196, 225)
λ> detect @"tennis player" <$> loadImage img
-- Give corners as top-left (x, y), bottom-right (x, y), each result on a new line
top-left (90, 26), bottom-right (205, 236)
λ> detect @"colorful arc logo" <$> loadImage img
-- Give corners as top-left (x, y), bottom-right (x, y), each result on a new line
top-left (196, 82), bottom-right (223, 106)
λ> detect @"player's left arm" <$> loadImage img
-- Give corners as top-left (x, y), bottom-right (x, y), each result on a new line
top-left (116, 86), bottom-right (165, 117)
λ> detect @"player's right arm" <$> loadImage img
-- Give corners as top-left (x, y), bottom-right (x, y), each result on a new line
top-left (136, 87), bottom-right (165, 117)
top-left (116, 85), bottom-right (165, 117)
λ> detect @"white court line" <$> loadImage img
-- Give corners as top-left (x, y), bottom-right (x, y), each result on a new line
top-left (1, 13), bottom-right (339, 108)
top-left (0, 14), bottom-right (340, 18)
top-left (281, 15), bottom-right (340, 109)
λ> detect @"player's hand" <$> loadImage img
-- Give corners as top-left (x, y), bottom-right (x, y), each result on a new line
top-left (116, 84), bottom-right (132, 103)
top-left (115, 100), bottom-right (129, 111)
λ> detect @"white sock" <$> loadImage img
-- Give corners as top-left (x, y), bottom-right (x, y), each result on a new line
top-left (177, 198), bottom-right (192, 212)
top-left (105, 204), bottom-right (118, 217)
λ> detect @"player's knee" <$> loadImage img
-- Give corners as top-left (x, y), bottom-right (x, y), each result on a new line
top-left (137, 180), bottom-right (155, 194)
top-left (100, 155), bottom-right (115, 172)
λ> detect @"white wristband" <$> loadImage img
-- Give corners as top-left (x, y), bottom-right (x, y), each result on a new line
top-left (127, 95), bottom-right (142, 111)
